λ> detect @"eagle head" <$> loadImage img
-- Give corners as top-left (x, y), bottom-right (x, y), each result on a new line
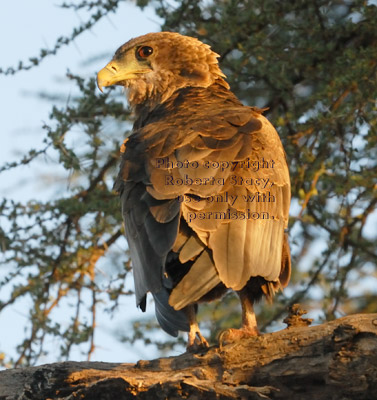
top-left (97, 32), bottom-right (228, 107)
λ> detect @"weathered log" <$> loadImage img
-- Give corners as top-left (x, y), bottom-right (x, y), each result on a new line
top-left (1, 310), bottom-right (377, 400)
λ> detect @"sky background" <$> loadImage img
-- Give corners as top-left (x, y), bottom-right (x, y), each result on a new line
top-left (0, 0), bottom-right (178, 365)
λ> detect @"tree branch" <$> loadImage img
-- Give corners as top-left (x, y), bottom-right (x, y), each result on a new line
top-left (1, 311), bottom-right (377, 399)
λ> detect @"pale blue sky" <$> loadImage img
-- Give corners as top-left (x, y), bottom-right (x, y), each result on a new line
top-left (0, 1), bottom-right (160, 196)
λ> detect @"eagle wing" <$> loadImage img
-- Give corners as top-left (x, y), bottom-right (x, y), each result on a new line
top-left (115, 87), bottom-right (290, 334)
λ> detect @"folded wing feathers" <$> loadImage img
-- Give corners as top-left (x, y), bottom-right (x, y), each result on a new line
top-left (169, 250), bottom-right (221, 310)
top-left (121, 92), bottom-right (290, 315)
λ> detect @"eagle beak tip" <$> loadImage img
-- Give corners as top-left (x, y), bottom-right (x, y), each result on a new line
top-left (97, 65), bottom-right (114, 93)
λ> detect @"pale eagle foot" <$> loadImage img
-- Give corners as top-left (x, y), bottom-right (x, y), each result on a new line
top-left (186, 330), bottom-right (209, 353)
top-left (218, 326), bottom-right (260, 346)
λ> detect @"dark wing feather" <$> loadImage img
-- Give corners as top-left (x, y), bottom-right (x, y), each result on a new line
top-left (153, 289), bottom-right (190, 336)
top-left (115, 179), bottom-right (191, 333)
top-left (119, 183), bottom-right (177, 297)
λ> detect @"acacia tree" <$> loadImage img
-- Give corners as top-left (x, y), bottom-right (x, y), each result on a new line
top-left (0, 0), bottom-right (376, 367)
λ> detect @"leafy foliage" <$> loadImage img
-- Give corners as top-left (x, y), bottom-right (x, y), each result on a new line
top-left (1, 0), bottom-right (376, 366)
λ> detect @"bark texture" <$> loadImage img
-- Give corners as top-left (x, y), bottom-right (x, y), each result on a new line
top-left (1, 310), bottom-right (377, 400)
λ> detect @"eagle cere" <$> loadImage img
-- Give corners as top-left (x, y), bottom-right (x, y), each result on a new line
top-left (97, 32), bottom-right (291, 350)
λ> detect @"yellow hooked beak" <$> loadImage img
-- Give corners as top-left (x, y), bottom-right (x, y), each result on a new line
top-left (97, 57), bottom-right (152, 92)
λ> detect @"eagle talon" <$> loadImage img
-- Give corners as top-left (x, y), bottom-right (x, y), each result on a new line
top-left (186, 330), bottom-right (209, 353)
top-left (219, 327), bottom-right (260, 347)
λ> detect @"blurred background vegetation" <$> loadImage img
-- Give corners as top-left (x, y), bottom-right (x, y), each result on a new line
top-left (0, 0), bottom-right (376, 367)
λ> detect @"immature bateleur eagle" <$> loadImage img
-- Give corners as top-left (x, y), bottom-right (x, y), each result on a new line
top-left (97, 32), bottom-right (291, 350)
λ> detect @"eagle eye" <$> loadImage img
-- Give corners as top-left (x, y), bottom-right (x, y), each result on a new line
top-left (136, 46), bottom-right (153, 60)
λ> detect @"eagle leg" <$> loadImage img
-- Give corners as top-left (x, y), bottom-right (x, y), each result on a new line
top-left (185, 305), bottom-right (209, 352)
top-left (239, 288), bottom-right (260, 335)
top-left (219, 289), bottom-right (260, 345)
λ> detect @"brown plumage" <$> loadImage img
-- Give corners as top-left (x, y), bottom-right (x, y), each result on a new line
top-left (97, 32), bottom-right (291, 350)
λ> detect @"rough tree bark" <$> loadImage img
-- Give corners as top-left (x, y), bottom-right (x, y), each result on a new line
top-left (1, 307), bottom-right (377, 400)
